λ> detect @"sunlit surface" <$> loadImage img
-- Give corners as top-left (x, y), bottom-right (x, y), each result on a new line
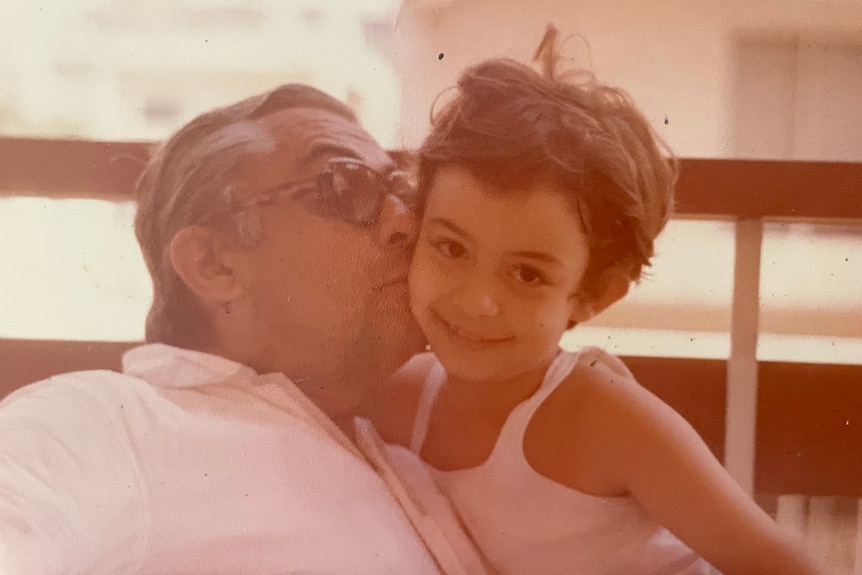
top-left (0, 197), bottom-right (150, 341)
top-left (759, 222), bottom-right (862, 364)
top-left (562, 219), bottom-right (862, 363)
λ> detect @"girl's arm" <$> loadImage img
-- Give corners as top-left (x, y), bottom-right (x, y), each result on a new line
top-left (571, 357), bottom-right (831, 575)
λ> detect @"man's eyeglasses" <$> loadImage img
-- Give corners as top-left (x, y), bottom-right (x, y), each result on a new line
top-left (237, 157), bottom-right (418, 228)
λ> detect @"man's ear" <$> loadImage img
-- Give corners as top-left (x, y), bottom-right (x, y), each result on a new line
top-left (169, 226), bottom-right (247, 304)
top-left (569, 268), bottom-right (631, 324)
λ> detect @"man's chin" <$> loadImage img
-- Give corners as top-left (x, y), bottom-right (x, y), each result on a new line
top-left (372, 316), bottom-right (427, 377)
top-left (388, 324), bottom-right (427, 370)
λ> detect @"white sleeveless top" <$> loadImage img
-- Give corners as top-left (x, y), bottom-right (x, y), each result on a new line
top-left (411, 349), bottom-right (718, 575)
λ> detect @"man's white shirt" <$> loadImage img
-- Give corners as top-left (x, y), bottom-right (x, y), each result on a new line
top-left (0, 343), bottom-right (441, 575)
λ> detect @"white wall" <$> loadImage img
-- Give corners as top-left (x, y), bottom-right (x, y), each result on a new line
top-left (0, 0), bottom-right (403, 146)
top-left (394, 0), bottom-right (862, 160)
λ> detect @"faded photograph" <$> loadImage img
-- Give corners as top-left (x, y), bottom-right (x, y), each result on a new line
top-left (0, 1), bottom-right (860, 574)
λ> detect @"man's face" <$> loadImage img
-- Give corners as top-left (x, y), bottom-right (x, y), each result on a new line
top-left (231, 107), bottom-right (425, 399)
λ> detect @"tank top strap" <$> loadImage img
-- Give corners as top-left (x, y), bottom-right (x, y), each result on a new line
top-left (530, 349), bottom-right (583, 407)
top-left (410, 349), bottom-right (584, 455)
top-left (409, 359), bottom-right (447, 454)
top-left (493, 349), bottom-right (583, 448)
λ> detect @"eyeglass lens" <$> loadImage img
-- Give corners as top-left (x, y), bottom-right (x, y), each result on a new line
top-left (322, 161), bottom-right (413, 227)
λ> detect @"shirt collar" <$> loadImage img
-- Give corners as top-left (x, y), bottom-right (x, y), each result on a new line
top-left (122, 343), bottom-right (260, 389)
top-left (123, 343), bottom-right (366, 458)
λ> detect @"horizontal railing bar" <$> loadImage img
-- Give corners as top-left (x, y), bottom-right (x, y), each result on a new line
top-left (2, 137), bottom-right (861, 220)
top-left (676, 158), bottom-right (862, 220)
top-left (594, 302), bottom-right (862, 339)
top-left (0, 137), bottom-right (152, 201)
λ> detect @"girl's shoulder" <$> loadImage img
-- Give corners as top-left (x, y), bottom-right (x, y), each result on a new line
top-left (567, 346), bottom-right (637, 383)
top-left (543, 346), bottom-right (643, 410)
top-left (554, 345), bottom-right (671, 424)
top-left (526, 347), bottom-right (675, 495)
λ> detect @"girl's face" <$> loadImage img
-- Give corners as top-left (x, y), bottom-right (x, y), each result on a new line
top-left (409, 165), bottom-right (594, 385)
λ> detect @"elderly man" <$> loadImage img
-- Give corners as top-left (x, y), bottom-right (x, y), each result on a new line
top-left (0, 85), bottom-right (444, 574)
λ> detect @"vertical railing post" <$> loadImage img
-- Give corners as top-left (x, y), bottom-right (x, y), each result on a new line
top-left (855, 499), bottom-right (862, 574)
top-left (724, 218), bottom-right (764, 495)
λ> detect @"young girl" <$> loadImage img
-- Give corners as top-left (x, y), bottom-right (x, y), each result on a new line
top-left (367, 30), bottom-right (831, 575)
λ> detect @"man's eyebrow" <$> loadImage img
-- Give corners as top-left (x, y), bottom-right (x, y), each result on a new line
top-left (299, 143), bottom-right (360, 169)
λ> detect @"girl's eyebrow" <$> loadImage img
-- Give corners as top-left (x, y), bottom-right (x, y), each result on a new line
top-left (429, 216), bottom-right (563, 267)
top-left (509, 250), bottom-right (563, 267)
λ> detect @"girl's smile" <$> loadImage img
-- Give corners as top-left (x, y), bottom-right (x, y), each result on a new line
top-left (431, 308), bottom-right (514, 349)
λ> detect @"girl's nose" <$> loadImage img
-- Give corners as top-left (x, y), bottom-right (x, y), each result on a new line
top-left (450, 274), bottom-right (501, 318)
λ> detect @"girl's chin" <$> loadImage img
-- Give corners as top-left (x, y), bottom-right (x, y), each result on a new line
top-left (429, 348), bottom-right (508, 382)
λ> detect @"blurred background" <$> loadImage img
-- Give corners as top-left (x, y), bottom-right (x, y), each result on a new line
top-left (0, 0), bottom-right (859, 364)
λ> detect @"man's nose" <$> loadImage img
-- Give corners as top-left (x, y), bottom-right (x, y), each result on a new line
top-left (375, 194), bottom-right (418, 252)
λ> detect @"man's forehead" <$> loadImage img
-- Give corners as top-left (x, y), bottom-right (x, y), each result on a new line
top-left (259, 106), bottom-right (388, 166)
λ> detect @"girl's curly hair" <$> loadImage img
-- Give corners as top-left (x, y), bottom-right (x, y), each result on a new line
top-left (418, 25), bottom-right (678, 297)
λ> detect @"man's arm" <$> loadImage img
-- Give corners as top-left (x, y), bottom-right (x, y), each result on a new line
top-left (0, 373), bottom-right (149, 574)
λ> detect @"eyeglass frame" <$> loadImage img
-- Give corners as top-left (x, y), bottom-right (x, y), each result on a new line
top-left (218, 156), bottom-right (419, 229)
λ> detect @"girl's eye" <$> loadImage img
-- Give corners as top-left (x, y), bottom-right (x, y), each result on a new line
top-left (513, 265), bottom-right (547, 285)
top-left (433, 239), bottom-right (467, 259)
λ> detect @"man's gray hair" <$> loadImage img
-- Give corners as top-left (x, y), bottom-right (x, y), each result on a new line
top-left (134, 84), bottom-right (357, 347)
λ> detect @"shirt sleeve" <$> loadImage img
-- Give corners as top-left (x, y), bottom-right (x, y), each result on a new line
top-left (0, 373), bottom-right (149, 575)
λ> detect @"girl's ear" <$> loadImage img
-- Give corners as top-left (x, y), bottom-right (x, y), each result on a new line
top-left (569, 268), bottom-right (631, 324)
top-left (169, 226), bottom-right (247, 304)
